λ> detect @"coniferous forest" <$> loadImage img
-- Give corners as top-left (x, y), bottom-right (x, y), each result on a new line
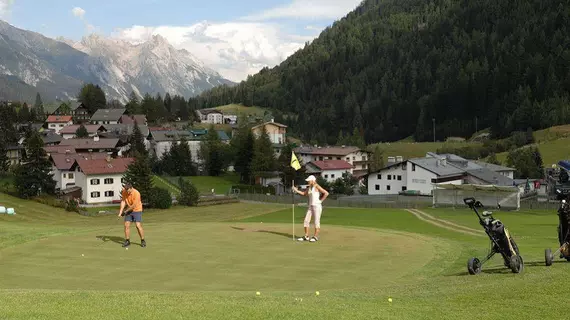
top-left (188, 0), bottom-right (570, 144)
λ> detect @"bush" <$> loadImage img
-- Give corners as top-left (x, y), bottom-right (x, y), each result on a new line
top-left (149, 187), bottom-right (173, 209)
top-left (178, 178), bottom-right (199, 206)
top-left (33, 196), bottom-right (65, 209)
top-left (65, 199), bottom-right (80, 212)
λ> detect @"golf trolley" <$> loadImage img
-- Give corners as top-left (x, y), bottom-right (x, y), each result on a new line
top-left (544, 189), bottom-right (570, 266)
top-left (464, 197), bottom-right (524, 275)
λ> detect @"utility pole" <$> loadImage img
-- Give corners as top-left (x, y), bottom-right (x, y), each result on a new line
top-left (432, 118), bottom-right (435, 142)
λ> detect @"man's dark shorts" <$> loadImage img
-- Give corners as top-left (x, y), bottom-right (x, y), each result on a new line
top-left (124, 211), bottom-right (143, 222)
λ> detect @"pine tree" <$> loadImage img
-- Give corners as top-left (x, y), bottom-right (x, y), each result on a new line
top-left (0, 134), bottom-right (9, 173)
top-left (75, 124), bottom-right (89, 138)
top-left (14, 131), bottom-right (55, 198)
top-left (123, 153), bottom-right (154, 203)
top-left (231, 123), bottom-right (255, 183)
top-left (200, 125), bottom-right (225, 176)
top-left (178, 177), bottom-right (199, 206)
top-left (164, 93), bottom-right (172, 114)
top-left (125, 91), bottom-right (141, 115)
top-left (34, 93), bottom-right (43, 115)
top-left (176, 136), bottom-right (196, 176)
top-left (78, 84), bottom-right (107, 114)
top-left (370, 145), bottom-right (385, 172)
top-left (251, 127), bottom-right (276, 175)
top-left (129, 121), bottom-right (147, 157)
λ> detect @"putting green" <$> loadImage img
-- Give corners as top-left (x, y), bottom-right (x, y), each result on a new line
top-left (0, 223), bottom-right (441, 291)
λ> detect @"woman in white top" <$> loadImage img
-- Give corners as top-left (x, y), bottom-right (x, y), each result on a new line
top-left (292, 175), bottom-right (329, 242)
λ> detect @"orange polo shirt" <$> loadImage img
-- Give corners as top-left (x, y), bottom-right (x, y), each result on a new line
top-left (121, 188), bottom-right (143, 212)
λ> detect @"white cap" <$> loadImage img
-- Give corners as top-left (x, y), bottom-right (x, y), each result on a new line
top-left (305, 175), bottom-right (317, 182)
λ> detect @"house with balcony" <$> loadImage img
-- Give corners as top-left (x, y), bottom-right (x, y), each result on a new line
top-left (294, 145), bottom-right (371, 177)
top-left (58, 136), bottom-right (123, 156)
top-left (196, 109), bottom-right (224, 124)
top-left (59, 125), bottom-right (107, 139)
top-left (50, 152), bottom-right (109, 190)
top-left (305, 160), bottom-right (354, 183)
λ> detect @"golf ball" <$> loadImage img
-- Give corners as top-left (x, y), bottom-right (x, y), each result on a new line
top-left (81, 254), bottom-right (84, 257)
top-left (126, 248), bottom-right (129, 250)
top-left (316, 291), bottom-right (320, 296)
top-left (256, 291), bottom-right (261, 296)
top-left (388, 298), bottom-right (392, 303)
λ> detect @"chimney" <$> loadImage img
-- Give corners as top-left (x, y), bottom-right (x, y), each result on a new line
top-left (441, 157), bottom-right (446, 166)
top-left (93, 135), bottom-right (99, 142)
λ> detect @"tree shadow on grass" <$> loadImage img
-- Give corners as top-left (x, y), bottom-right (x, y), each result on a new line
top-left (231, 226), bottom-right (294, 239)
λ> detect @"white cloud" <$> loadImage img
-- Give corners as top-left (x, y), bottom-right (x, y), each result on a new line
top-left (0, 0), bottom-right (14, 18)
top-left (113, 21), bottom-right (314, 82)
top-left (71, 7), bottom-right (85, 19)
top-left (242, 0), bottom-right (361, 21)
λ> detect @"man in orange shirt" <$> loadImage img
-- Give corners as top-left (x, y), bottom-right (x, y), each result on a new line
top-left (118, 182), bottom-right (146, 248)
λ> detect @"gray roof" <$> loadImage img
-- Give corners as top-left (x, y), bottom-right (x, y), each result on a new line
top-left (466, 168), bottom-right (514, 186)
top-left (472, 160), bottom-right (515, 172)
top-left (408, 157), bottom-right (465, 176)
top-left (41, 132), bottom-right (63, 145)
top-left (90, 108), bottom-right (126, 121)
top-left (150, 130), bottom-right (194, 142)
top-left (71, 102), bottom-right (86, 111)
top-left (59, 138), bottom-right (120, 149)
top-left (102, 124), bottom-right (149, 136)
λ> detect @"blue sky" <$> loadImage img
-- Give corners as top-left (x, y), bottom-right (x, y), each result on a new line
top-left (0, 0), bottom-right (362, 81)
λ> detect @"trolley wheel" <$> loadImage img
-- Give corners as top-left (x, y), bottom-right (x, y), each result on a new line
top-left (467, 257), bottom-right (482, 275)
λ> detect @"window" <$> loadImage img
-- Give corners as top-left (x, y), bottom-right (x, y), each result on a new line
top-left (104, 178), bottom-right (114, 184)
top-left (91, 192), bottom-right (100, 198)
top-left (412, 164), bottom-right (416, 171)
top-left (337, 157), bottom-right (341, 160)
top-left (90, 179), bottom-right (100, 185)
top-left (68, 173), bottom-right (74, 179)
top-left (388, 175), bottom-right (392, 180)
top-left (331, 174), bottom-right (335, 179)
top-left (63, 173), bottom-right (66, 178)
top-left (402, 186), bottom-right (407, 191)
top-left (353, 156), bottom-right (356, 160)
top-left (49, 124), bottom-right (56, 128)
top-left (324, 174), bottom-right (329, 178)
top-left (387, 185), bottom-right (391, 191)
top-left (363, 156), bottom-right (367, 161)
top-left (397, 175), bottom-right (402, 181)
top-left (105, 191), bottom-right (114, 197)
top-left (319, 156), bottom-right (324, 161)
top-left (346, 157), bottom-right (350, 161)
top-left (377, 174), bottom-right (381, 179)
top-left (375, 185), bottom-right (380, 190)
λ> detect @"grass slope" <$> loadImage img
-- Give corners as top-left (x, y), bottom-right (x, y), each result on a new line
top-left (1, 193), bottom-right (569, 319)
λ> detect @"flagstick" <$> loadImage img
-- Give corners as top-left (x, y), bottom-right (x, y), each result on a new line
top-left (292, 179), bottom-right (295, 241)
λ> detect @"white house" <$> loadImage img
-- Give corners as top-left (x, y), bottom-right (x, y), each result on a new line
top-left (295, 145), bottom-right (371, 177)
top-left (223, 115), bottom-right (238, 124)
top-left (305, 160), bottom-right (354, 183)
top-left (45, 115), bottom-right (73, 134)
top-left (50, 152), bottom-right (109, 190)
top-left (72, 157), bottom-right (134, 204)
top-left (196, 109), bottom-right (224, 124)
top-left (367, 153), bottom-right (515, 196)
top-left (252, 120), bottom-right (287, 145)
top-left (59, 125), bottom-right (107, 139)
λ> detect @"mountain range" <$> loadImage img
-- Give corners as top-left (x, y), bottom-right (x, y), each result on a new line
top-left (0, 19), bottom-right (234, 103)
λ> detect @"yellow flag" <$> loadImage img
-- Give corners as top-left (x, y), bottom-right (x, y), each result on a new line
top-left (290, 151), bottom-right (301, 171)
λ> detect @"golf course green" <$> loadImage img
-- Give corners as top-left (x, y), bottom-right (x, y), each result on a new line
top-left (0, 192), bottom-right (568, 319)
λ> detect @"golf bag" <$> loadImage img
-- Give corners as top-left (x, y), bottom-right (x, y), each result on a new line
top-left (545, 190), bottom-right (570, 266)
top-left (464, 197), bottom-right (523, 275)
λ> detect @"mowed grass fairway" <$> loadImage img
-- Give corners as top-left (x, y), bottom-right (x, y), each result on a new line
top-left (0, 194), bottom-right (569, 319)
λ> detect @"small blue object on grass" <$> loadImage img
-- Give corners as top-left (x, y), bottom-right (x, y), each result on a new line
top-left (6, 208), bottom-right (15, 215)
top-left (0, 206), bottom-right (6, 214)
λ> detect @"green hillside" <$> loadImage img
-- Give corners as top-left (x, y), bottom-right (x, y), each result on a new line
top-left (189, 0), bottom-right (570, 147)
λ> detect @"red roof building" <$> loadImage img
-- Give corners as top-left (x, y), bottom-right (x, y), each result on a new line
top-left (306, 160), bottom-right (354, 183)
top-left (46, 115), bottom-right (73, 123)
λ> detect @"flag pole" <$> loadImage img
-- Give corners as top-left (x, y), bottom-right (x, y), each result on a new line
top-left (292, 179), bottom-right (295, 241)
